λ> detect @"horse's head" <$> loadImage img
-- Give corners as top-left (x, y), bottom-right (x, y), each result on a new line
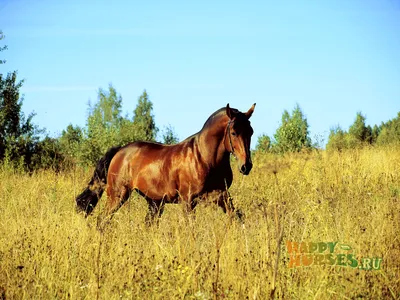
top-left (225, 103), bottom-right (256, 175)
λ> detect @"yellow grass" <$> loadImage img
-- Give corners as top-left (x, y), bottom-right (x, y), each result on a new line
top-left (0, 147), bottom-right (399, 299)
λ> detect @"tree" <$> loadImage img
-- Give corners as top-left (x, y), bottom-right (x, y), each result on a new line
top-left (78, 86), bottom-right (159, 165)
top-left (81, 84), bottom-right (131, 164)
top-left (272, 104), bottom-right (312, 153)
top-left (59, 124), bottom-right (84, 165)
top-left (348, 112), bottom-right (369, 146)
top-left (371, 125), bottom-right (380, 144)
top-left (162, 125), bottom-right (179, 145)
top-left (0, 71), bottom-right (39, 167)
top-left (376, 112), bottom-right (400, 146)
top-left (0, 30), bottom-right (46, 170)
top-left (0, 31), bottom-right (68, 171)
top-left (326, 111), bottom-right (400, 150)
top-left (31, 137), bottom-right (65, 171)
top-left (133, 90), bottom-right (158, 141)
top-left (255, 134), bottom-right (271, 152)
top-left (327, 111), bottom-right (374, 150)
top-left (326, 125), bottom-right (347, 151)
top-left (365, 125), bottom-right (373, 144)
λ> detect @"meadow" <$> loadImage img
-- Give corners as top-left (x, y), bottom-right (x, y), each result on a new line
top-left (0, 147), bottom-right (399, 299)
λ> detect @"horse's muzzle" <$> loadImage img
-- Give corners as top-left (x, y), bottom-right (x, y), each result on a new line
top-left (240, 162), bottom-right (253, 175)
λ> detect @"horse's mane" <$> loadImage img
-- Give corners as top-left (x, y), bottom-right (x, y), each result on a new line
top-left (181, 106), bottom-right (243, 143)
top-left (201, 106), bottom-right (240, 129)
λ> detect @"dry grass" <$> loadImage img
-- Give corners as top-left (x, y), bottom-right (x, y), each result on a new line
top-left (0, 147), bottom-right (399, 299)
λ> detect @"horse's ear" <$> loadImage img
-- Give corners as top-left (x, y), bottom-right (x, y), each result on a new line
top-left (226, 103), bottom-right (234, 119)
top-left (245, 103), bottom-right (256, 119)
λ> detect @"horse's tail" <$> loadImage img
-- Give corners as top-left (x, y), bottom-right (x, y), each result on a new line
top-left (76, 146), bottom-right (122, 216)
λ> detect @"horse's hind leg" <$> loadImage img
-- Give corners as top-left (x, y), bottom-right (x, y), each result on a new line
top-left (106, 185), bottom-right (131, 215)
top-left (145, 199), bottom-right (165, 226)
top-left (97, 186), bottom-right (131, 229)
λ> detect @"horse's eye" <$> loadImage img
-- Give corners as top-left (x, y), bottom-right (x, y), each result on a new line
top-left (231, 131), bottom-right (237, 136)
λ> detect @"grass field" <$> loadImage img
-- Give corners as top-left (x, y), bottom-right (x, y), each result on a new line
top-left (0, 147), bottom-right (399, 299)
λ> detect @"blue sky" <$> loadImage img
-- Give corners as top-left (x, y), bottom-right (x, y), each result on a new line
top-left (1, 0), bottom-right (399, 148)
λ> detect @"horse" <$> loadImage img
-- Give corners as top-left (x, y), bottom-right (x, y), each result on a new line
top-left (75, 103), bottom-right (256, 224)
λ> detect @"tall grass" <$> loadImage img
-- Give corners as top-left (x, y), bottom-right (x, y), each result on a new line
top-left (0, 147), bottom-right (399, 299)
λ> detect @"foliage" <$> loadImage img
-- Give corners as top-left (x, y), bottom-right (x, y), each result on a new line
top-left (73, 86), bottom-right (158, 165)
top-left (371, 124), bottom-right (380, 144)
top-left (255, 134), bottom-right (271, 152)
top-left (346, 112), bottom-right (375, 147)
top-left (327, 111), bottom-right (400, 150)
top-left (0, 71), bottom-right (40, 168)
top-left (162, 125), bottom-right (179, 145)
top-left (81, 85), bottom-right (126, 164)
top-left (271, 104), bottom-right (312, 153)
top-left (59, 124), bottom-right (84, 165)
top-left (30, 137), bottom-right (65, 171)
top-left (132, 90), bottom-right (158, 142)
top-left (0, 32), bottom-right (59, 171)
top-left (376, 112), bottom-right (400, 146)
top-left (0, 75), bottom-right (160, 169)
top-left (326, 126), bottom-right (347, 151)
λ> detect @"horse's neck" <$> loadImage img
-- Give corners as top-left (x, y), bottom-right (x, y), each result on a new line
top-left (197, 119), bottom-right (229, 168)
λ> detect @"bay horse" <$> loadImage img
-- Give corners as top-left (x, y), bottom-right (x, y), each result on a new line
top-left (76, 103), bottom-right (256, 224)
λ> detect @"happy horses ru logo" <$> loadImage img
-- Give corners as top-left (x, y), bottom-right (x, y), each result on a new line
top-left (286, 241), bottom-right (383, 270)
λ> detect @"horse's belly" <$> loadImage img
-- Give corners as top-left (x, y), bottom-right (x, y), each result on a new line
top-left (131, 169), bottom-right (178, 202)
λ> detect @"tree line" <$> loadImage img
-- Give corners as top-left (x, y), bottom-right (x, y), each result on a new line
top-left (256, 104), bottom-right (312, 154)
top-left (1, 31), bottom-right (180, 171)
top-left (326, 111), bottom-right (400, 151)
top-left (1, 78), bottom-right (178, 170)
top-left (1, 31), bottom-right (400, 171)
top-left (256, 105), bottom-right (400, 154)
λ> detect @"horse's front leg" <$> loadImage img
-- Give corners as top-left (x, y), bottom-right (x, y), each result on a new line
top-left (215, 190), bottom-right (244, 223)
top-left (145, 199), bottom-right (165, 226)
top-left (179, 195), bottom-right (198, 224)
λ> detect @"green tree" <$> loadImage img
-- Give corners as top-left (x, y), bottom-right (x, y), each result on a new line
top-left (255, 134), bottom-right (271, 152)
top-left (133, 90), bottom-right (158, 141)
top-left (0, 30), bottom-right (47, 170)
top-left (326, 112), bottom-right (400, 150)
top-left (376, 112), bottom-right (400, 146)
top-left (31, 137), bottom-right (65, 171)
top-left (326, 125), bottom-right (347, 151)
top-left (371, 125), bottom-right (380, 144)
top-left (59, 124), bottom-right (84, 165)
top-left (82, 84), bottom-right (127, 164)
top-left (348, 112), bottom-right (369, 146)
top-left (162, 125), bottom-right (179, 145)
top-left (0, 71), bottom-right (39, 166)
top-left (1, 31), bottom-right (69, 171)
top-left (272, 104), bottom-right (312, 153)
top-left (79, 85), bottom-right (158, 164)
top-left (365, 125), bottom-right (373, 144)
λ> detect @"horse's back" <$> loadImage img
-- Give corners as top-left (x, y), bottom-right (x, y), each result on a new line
top-left (108, 137), bottom-right (209, 201)
top-left (108, 141), bottom-right (184, 200)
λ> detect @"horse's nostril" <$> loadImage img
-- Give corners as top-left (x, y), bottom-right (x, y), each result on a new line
top-left (240, 162), bottom-right (252, 175)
